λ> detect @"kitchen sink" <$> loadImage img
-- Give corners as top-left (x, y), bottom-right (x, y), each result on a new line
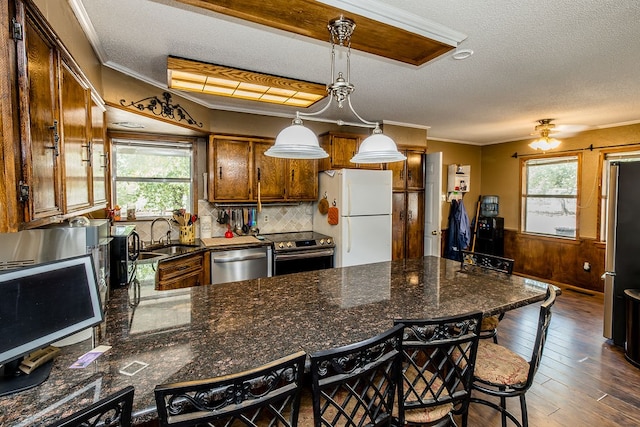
top-left (137, 243), bottom-right (201, 264)
top-left (137, 252), bottom-right (169, 261)
top-left (150, 244), bottom-right (200, 256)
top-left (143, 242), bottom-right (199, 251)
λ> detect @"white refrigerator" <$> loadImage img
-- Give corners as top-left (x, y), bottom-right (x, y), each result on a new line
top-left (313, 169), bottom-right (392, 268)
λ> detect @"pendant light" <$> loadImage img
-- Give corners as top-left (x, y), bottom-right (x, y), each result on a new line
top-left (267, 16), bottom-right (405, 163)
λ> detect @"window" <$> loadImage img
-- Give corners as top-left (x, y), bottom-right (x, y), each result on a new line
top-left (599, 151), bottom-right (640, 241)
top-left (521, 155), bottom-right (579, 237)
top-left (112, 139), bottom-right (193, 218)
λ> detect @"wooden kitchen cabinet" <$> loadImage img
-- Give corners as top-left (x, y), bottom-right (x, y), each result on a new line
top-left (253, 140), bottom-right (317, 201)
top-left (389, 149), bottom-right (425, 190)
top-left (209, 134), bottom-right (318, 203)
top-left (209, 136), bottom-right (251, 201)
top-left (253, 139), bottom-right (286, 200)
top-left (60, 61), bottom-right (91, 213)
top-left (18, 5), bottom-right (63, 221)
top-left (286, 158), bottom-right (317, 200)
top-left (392, 191), bottom-right (425, 260)
top-left (156, 252), bottom-right (204, 291)
top-left (14, 0), bottom-right (107, 227)
top-left (90, 99), bottom-right (108, 206)
top-left (390, 147), bottom-right (426, 260)
top-left (318, 132), bottom-right (383, 171)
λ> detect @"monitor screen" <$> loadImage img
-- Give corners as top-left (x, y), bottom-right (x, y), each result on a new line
top-left (0, 255), bottom-right (104, 366)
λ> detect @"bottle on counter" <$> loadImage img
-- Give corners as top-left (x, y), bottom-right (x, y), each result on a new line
top-left (114, 205), bottom-right (121, 221)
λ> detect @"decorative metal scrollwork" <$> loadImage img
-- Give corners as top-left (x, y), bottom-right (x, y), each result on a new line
top-left (120, 92), bottom-right (203, 128)
top-left (166, 365), bottom-right (300, 416)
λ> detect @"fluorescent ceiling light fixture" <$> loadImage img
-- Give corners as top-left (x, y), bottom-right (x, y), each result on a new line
top-left (269, 16), bottom-right (406, 163)
top-left (167, 56), bottom-right (327, 108)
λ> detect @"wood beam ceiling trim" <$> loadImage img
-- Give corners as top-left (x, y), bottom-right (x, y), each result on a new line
top-left (173, 0), bottom-right (454, 65)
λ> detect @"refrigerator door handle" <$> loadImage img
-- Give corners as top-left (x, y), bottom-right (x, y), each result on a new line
top-left (347, 217), bottom-right (352, 253)
top-left (347, 181), bottom-right (352, 216)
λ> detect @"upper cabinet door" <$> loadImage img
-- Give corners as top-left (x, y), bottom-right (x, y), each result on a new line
top-left (91, 99), bottom-right (107, 206)
top-left (60, 61), bottom-right (91, 213)
top-left (388, 155), bottom-right (406, 190)
top-left (318, 132), bottom-right (383, 171)
top-left (405, 151), bottom-right (425, 190)
top-left (209, 136), bottom-right (251, 201)
top-left (287, 158), bottom-right (318, 200)
top-left (253, 140), bottom-right (286, 200)
top-left (21, 12), bottom-right (63, 220)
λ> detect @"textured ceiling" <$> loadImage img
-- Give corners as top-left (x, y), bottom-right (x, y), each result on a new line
top-left (74, 0), bottom-right (640, 144)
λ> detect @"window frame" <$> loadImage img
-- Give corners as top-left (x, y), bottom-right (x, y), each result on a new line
top-left (110, 134), bottom-right (197, 219)
top-left (520, 153), bottom-right (581, 239)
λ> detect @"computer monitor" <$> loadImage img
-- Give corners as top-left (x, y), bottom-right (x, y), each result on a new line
top-left (0, 254), bottom-right (104, 396)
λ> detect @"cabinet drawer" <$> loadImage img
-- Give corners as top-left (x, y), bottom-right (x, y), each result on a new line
top-left (157, 254), bottom-right (204, 282)
top-left (156, 269), bottom-right (202, 291)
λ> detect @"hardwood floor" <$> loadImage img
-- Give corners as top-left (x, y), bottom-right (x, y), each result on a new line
top-left (457, 288), bottom-right (640, 426)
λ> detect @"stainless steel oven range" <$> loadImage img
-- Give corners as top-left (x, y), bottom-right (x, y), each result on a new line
top-left (263, 231), bottom-right (335, 276)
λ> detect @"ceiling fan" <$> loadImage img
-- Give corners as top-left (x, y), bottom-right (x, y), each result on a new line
top-left (532, 118), bottom-right (591, 138)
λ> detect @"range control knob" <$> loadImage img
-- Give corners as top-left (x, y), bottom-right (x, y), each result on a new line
top-left (286, 242), bottom-right (293, 248)
top-left (319, 239), bottom-right (325, 245)
top-left (278, 242), bottom-right (285, 249)
top-left (326, 238), bottom-right (332, 245)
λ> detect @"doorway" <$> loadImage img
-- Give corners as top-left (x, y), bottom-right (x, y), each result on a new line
top-left (424, 152), bottom-right (443, 256)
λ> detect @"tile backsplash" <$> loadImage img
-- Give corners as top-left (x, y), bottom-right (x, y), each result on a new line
top-left (197, 200), bottom-right (314, 236)
top-left (117, 201), bottom-right (315, 244)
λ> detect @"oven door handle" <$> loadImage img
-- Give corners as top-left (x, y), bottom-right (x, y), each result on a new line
top-left (213, 253), bottom-right (267, 263)
top-left (274, 249), bottom-right (335, 261)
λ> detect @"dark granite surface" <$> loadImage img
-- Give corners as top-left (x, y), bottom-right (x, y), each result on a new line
top-left (0, 256), bottom-right (554, 426)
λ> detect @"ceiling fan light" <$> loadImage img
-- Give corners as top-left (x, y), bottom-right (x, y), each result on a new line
top-left (529, 119), bottom-right (562, 151)
top-left (529, 137), bottom-right (561, 151)
top-left (351, 127), bottom-right (406, 164)
top-left (266, 117), bottom-right (329, 159)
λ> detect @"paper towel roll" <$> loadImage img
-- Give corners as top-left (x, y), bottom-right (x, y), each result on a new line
top-left (200, 215), bottom-right (212, 238)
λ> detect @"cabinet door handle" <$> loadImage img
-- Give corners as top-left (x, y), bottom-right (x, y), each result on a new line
top-left (47, 120), bottom-right (60, 156)
top-left (82, 142), bottom-right (92, 166)
top-left (400, 168), bottom-right (404, 180)
top-left (219, 166), bottom-right (222, 180)
top-left (101, 152), bottom-right (109, 169)
top-left (257, 167), bottom-right (261, 181)
top-left (291, 169), bottom-right (295, 181)
top-left (400, 210), bottom-right (404, 220)
top-left (407, 170), bottom-right (412, 181)
top-left (408, 210), bottom-right (413, 221)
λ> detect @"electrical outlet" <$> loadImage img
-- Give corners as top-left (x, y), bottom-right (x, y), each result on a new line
top-left (583, 261), bottom-right (591, 272)
top-left (263, 215), bottom-right (269, 223)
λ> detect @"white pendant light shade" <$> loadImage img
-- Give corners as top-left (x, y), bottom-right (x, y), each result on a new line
top-left (350, 126), bottom-right (406, 164)
top-left (266, 117), bottom-right (329, 159)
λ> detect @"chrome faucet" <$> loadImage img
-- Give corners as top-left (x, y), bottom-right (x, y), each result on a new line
top-left (150, 217), bottom-right (173, 245)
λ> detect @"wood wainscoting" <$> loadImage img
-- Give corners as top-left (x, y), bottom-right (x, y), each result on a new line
top-left (504, 229), bottom-right (606, 293)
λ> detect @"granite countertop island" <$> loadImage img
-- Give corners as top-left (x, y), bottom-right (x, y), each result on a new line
top-left (0, 256), bottom-right (554, 426)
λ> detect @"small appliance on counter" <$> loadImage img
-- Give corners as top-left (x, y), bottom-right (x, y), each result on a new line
top-left (0, 218), bottom-right (111, 310)
top-left (110, 224), bottom-right (140, 288)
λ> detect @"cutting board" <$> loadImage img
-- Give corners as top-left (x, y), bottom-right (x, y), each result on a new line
top-left (201, 236), bottom-right (262, 247)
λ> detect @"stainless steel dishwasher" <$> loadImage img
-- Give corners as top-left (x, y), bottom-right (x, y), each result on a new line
top-left (210, 246), bottom-right (272, 284)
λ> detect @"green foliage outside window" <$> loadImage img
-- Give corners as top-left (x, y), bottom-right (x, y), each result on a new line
top-left (523, 156), bottom-right (578, 237)
top-left (113, 141), bottom-right (193, 217)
